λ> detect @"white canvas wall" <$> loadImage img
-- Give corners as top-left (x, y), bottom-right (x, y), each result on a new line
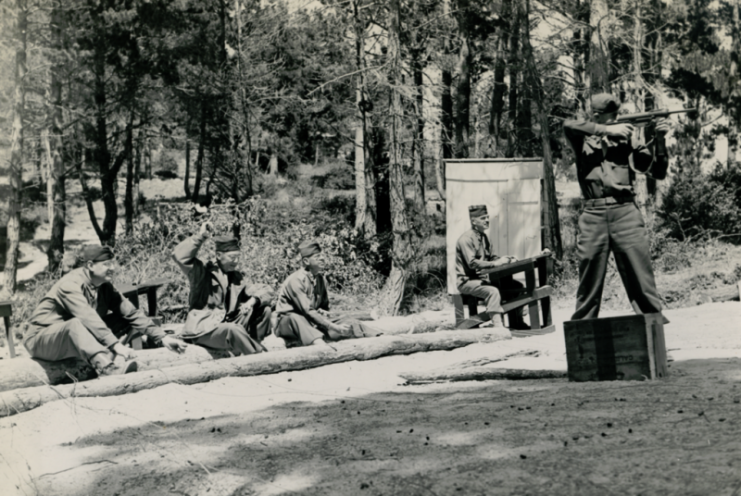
top-left (446, 158), bottom-right (543, 294)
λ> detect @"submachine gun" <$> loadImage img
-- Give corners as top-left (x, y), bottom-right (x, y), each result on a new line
top-left (616, 108), bottom-right (697, 179)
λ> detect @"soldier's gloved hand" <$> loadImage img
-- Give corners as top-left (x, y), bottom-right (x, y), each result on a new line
top-left (606, 123), bottom-right (635, 139)
top-left (199, 222), bottom-right (213, 237)
top-left (111, 342), bottom-right (136, 360)
top-left (162, 335), bottom-right (187, 353)
top-left (655, 118), bottom-right (673, 135)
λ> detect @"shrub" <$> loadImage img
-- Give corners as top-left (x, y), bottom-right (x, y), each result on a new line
top-left (157, 151), bottom-right (179, 176)
top-left (317, 165), bottom-right (355, 190)
top-left (658, 163), bottom-right (741, 242)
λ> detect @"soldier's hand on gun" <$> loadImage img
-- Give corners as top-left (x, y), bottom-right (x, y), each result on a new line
top-left (606, 123), bottom-right (635, 139)
top-left (162, 335), bottom-right (188, 353)
top-left (112, 342), bottom-right (136, 360)
top-left (199, 221), bottom-right (213, 237)
top-left (470, 258), bottom-right (483, 270)
top-left (654, 118), bottom-right (673, 135)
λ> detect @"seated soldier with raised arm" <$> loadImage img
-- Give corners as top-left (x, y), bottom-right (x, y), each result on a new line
top-left (172, 222), bottom-right (274, 355)
top-left (24, 245), bottom-right (187, 376)
top-left (456, 204), bottom-right (529, 329)
top-left (274, 240), bottom-right (382, 348)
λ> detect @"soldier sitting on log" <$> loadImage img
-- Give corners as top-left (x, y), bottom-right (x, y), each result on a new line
top-left (274, 240), bottom-right (382, 348)
top-left (456, 204), bottom-right (529, 330)
top-left (172, 222), bottom-right (275, 355)
top-left (23, 245), bottom-right (188, 376)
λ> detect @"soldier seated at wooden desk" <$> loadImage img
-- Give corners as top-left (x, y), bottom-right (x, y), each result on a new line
top-left (455, 204), bottom-right (529, 330)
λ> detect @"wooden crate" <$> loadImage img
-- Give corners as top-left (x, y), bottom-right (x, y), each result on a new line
top-left (564, 314), bottom-right (668, 382)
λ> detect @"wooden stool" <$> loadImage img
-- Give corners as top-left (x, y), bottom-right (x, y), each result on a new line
top-left (453, 286), bottom-right (554, 336)
top-left (0, 301), bottom-right (15, 358)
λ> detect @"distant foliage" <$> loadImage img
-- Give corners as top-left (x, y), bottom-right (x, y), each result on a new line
top-left (658, 163), bottom-right (741, 242)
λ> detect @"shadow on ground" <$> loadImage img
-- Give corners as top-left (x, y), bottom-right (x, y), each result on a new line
top-left (35, 358), bottom-right (741, 496)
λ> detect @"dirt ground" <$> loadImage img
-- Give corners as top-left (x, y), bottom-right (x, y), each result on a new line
top-left (1, 302), bottom-right (740, 496)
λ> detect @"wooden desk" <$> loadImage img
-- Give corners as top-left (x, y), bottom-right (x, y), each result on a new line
top-left (0, 301), bottom-right (15, 358)
top-left (118, 278), bottom-right (170, 348)
top-left (119, 278), bottom-right (170, 318)
top-left (453, 252), bottom-right (554, 335)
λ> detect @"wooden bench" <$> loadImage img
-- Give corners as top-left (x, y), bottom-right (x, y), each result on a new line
top-left (118, 278), bottom-right (171, 349)
top-left (453, 252), bottom-right (554, 336)
top-left (0, 301), bottom-right (15, 358)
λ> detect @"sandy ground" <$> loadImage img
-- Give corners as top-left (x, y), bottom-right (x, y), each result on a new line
top-left (1, 302), bottom-right (740, 496)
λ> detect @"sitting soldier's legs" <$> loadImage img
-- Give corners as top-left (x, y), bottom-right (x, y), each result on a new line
top-left (275, 313), bottom-right (324, 347)
top-left (192, 323), bottom-right (265, 355)
top-left (24, 318), bottom-right (111, 363)
top-left (250, 304), bottom-right (273, 342)
top-left (458, 279), bottom-right (504, 326)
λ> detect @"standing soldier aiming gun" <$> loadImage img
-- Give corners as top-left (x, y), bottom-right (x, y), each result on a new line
top-left (563, 93), bottom-right (690, 321)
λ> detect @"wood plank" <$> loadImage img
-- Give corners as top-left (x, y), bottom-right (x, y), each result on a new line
top-left (0, 328), bottom-right (511, 418)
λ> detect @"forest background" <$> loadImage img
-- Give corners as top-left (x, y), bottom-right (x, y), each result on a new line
top-left (1, 0), bottom-right (741, 344)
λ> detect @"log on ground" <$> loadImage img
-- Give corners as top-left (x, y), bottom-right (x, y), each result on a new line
top-left (400, 353), bottom-right (567, 384)
top-left (0, 328), bottom-right (510, 417)
top-left (0, 346), bottom-right (230, 393)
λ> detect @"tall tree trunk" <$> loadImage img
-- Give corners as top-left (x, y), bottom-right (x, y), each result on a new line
top-left (184, 138), bottom-right (191, 199)
top-left (631, 3), bottom-right (649, 218)
top-left (3, 0), bottom-right (28, 295)
top-left (588, 0), bottom-right (611, 94)
top-left (412, 49), bottom-right (426, 216)
top-left (506, 5), bottom-right (521, 157)
top-left (454, 1), bottom-right (472, 159)
top-left (45, 0), bottom-right (66, 273)
top-left (353, 0), bottom-right (371, 235)
top-left (268, 152), bottom-right (278, 175)
top-left (124, 118), bottom-right (135, 236)
top-left (522, 0), bottom-right (563, 259)
top-left (380, 0), bottom-right (413, 316)
top-left (77, 146), bottom-right (104, 241)
top-left (438, 0), bottom-right (453, 196)
top-left (193, 103), bottom-right (206, 203)
top-left (91, 17), bottom-right (121, 247)
top-left (489, 0), bottom-right (511, 155)
top-left (728, 0), bottom-right (740, 167)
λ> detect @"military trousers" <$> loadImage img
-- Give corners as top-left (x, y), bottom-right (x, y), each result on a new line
top-left (275, 312), bottom-right (383, 348)
top-left (24, 318), bottom-right (111, 363)
top-left (572, 202), bottom-right (663, 320)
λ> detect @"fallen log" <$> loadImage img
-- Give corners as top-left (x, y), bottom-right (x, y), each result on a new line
top-left (401, 367), bottom-right (567, 384)
top-left (0, 311), bottom-right (454, 393)
top-left (697, 284), bottom-right (740, 304)
top-left (0, 328), bottom-right (509, 417)
top-left (399, 351), bottom-right (567, 384)
top-left (0, 347), bottom-right (230, 393)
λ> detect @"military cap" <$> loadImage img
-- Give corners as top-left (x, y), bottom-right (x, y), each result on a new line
top-left (80, 244), bottom-right (115, 263)
top-left (468, 204), bottom-right (488, 219)
top-left (591, 93), bottom-right (621, 114)
top-left (213, 235), bottom-right (240, 253)
top-left (298, 240), bottom-right (322, 258)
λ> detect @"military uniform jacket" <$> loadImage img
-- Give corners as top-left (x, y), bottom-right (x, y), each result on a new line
top-left (455, 229), bottom-right (498, 288)
top-left (275, 268), bottom-right (329, 322)
top-left (172, 233), bottom-right (276, 339)
top-left (25, 267), bottom-right (165, 346)
top-left (563, 119), bottom-right (657, 200)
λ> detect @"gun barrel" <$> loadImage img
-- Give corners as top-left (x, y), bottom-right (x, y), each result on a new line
top-left (616, 108), bottom-right (696, 123)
